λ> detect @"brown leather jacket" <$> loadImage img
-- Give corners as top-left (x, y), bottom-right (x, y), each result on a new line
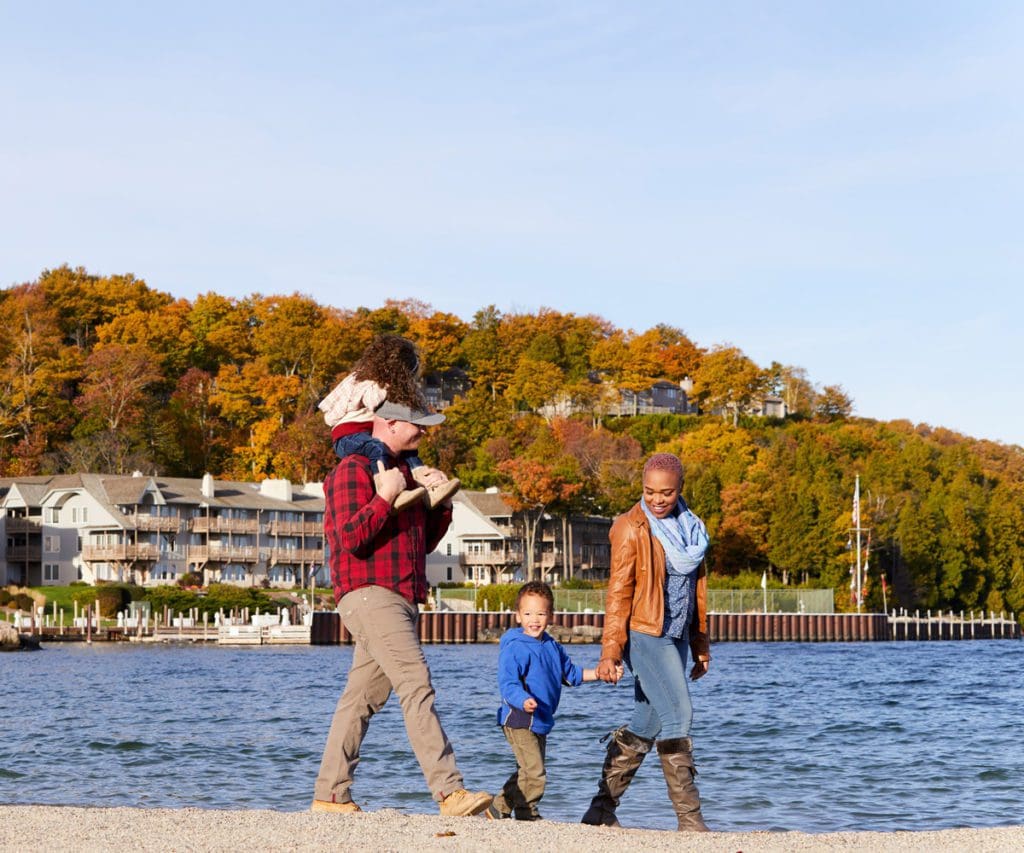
top-left (600, 501), bottom-right (710, 664)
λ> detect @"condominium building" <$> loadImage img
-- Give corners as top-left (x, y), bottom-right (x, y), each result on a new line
top-left (0, 472), bottom-right (324, 589)
top-left (427, 488), bottom-right (612, 587)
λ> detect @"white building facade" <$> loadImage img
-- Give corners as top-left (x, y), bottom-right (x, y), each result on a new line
top-left (1, 473), bottom-right (324, 589)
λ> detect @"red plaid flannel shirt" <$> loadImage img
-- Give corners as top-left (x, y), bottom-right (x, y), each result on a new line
top-left (324, 453), bottom-right (452, 605)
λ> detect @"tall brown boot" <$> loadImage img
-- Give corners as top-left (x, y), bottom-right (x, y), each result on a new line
top-left (657, 737), bottom-right (709, 832)
top-left (580, 727), bottom-right (653, 827)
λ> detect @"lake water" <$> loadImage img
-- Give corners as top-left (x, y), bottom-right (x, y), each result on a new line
top-left (2, 640), bottom-right (1022, 833)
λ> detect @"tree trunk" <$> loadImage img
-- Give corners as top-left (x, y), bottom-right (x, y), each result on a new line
top-left (561, 515), bottom-right (568, 581)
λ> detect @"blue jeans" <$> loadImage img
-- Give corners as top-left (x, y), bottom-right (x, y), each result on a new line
top-left (624, 629), bottom-right (693, 740)
top-left (333, 433), bottom-right (422, 470)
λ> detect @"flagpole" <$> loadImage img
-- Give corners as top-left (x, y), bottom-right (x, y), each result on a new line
top-left (854, 475), bottom-right (862, 613)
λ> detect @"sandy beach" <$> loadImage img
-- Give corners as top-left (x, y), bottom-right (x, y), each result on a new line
top-left (0, 806), bottom-right (1021, 852)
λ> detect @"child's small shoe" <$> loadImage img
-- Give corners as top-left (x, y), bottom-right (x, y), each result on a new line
top-left (392, 487), bottom-right (427, 512)
top-left (410, 469), bottom-right (461, 508)
top-left (373, 466), bottom-right (426, 512)
top-left (425, 478), bottom-right (460, 508)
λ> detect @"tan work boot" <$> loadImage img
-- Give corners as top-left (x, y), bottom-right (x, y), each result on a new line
top-left (439, 788), bottom-right (493, 817)
top-left (310, 798), bottom-right (362, 814)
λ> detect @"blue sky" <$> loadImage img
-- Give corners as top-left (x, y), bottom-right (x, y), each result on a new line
top-left (2, 2), bottom-right (1022, 445)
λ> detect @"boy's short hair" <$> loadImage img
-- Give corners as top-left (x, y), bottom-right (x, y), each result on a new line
top-left (516, 581), bottom-right (554, 611)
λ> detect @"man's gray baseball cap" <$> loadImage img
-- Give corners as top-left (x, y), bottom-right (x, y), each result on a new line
top-left (374, 401), bottom-right (446, 426)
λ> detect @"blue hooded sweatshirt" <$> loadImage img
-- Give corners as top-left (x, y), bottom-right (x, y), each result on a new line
top-left (496, 627), bottom-right (584, 734)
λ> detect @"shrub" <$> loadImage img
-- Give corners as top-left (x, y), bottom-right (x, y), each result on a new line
top-left (202, 583), bottom-right (273, 616)
top-left (71, 587), bottom-right (98, 607)
top-left (144, 586), bottom-right (199, 617)
top-left (559, 577), bottom-right (597, 589)
top-left (14, 593), bottom-right (36, 611)
top-left (177, 572), bottom-right (202, 588)
top-left (96, 585), bottom-right (128, 618)
top-left (0, 590), bottom-right (11, 606)
top-left (475, 583), bottom-right (520, 612)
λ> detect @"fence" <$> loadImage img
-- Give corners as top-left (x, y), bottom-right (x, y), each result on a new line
top-left (436, 587), bottom-right (607, 613)
top-left (707, 588), bottom-right (834, 614)
top-left (435, 587), bottom-right (833, 614)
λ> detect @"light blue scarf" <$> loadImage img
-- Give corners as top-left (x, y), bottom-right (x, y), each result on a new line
top-left (641, 498), bottom-right (708, 576)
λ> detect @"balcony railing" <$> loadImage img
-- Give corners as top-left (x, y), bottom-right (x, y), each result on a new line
top-left (5, 545), bottom-right (42, 562)
top-left (538, 550), bottom-right (564, 569)
top-left (5, 517), bottom-right (42, 534)
top-left (81, 543), bottom-right (162, 561)
top-left (188, 545), bottom-right (259, 564)
top-left (133, 515), bottom-right (184, 533)
top-left (189, 517), bottom-right (260, 534)
top-left (266, 520), bottom-right (322, 536)
top-left (269, 547), bottom-right (323, 565)
top-left (459, 549), bottom-right (524, 566)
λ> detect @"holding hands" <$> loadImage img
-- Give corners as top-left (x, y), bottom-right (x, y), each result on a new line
top-left (595, 658), bottom-right (625, 684)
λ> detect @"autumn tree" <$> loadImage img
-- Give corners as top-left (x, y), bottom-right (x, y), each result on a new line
top-left (408, 310), bottom-right (469, 373)
top-left (0, 283), bottom-right (79, 473)
top-left (768, 362), bottom-right (816, 417)
top-left (497, 446), bottom-right (581, 577)
top-left (211, 359), bottom-right (303, 479)
top-left (71, 344), bottom-right (164, 473)
top-left (814, 384), bottom-right (854, 421)
top-left (691, 344), bottom-right (769, 426)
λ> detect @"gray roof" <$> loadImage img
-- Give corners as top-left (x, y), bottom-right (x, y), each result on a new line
top-left (2, 472), bottom-right (324, 523)
top-left (456, 490), bottom-right (514, 518)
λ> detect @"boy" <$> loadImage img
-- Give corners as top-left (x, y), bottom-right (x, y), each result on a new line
top-left (489, 581), bottom-right (620, 820)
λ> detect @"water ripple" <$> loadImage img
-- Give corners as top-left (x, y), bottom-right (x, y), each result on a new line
top-left (1, 640), bottom-right (1022, 831)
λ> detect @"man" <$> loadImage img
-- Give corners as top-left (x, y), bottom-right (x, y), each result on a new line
top-left (311, 400), bottom-right (491, 817)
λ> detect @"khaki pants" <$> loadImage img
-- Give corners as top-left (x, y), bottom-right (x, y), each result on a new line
top-left (313, 585), bottom-right (463, 803)
top-left (493, 726), bottom-right (547, 818)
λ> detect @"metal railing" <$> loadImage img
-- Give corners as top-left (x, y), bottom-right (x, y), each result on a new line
top-left (708, 588), bottom-right (834, 614)
top-left (434, 587), bottom-right (835, 614)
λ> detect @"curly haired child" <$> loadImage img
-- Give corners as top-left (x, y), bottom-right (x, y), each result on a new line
top-left (318, 334), bottom-right (460, 510)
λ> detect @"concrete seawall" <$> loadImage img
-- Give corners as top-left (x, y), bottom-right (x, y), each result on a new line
top-left (308, 610), bottom-right (1022, 644)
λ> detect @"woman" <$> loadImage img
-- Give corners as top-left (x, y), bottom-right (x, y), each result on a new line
top-left (581, 452), bottom-right (711, 832)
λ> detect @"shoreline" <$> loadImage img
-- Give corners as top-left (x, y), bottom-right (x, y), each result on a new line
top-left (1, 806), bottom-right (1022, 852)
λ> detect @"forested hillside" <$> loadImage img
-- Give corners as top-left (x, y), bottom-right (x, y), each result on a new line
top-left (3, 265), bottom-right (1023, 615)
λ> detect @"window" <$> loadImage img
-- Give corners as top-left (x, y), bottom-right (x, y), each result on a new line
top-left (44, 536), bottom-right (60, 553)
top-left (82, 507), bottom-right (88, 523)
top-left (446, 543), bottom-right (452, 556)
top-left (446, 567), bottom-right (453, 581)
top-left (71, 508), bottom-right (78, 523)
top-left (45, 507), bottom-right (59, 523)
top-left (44, 564), bottom-right (60, 581)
